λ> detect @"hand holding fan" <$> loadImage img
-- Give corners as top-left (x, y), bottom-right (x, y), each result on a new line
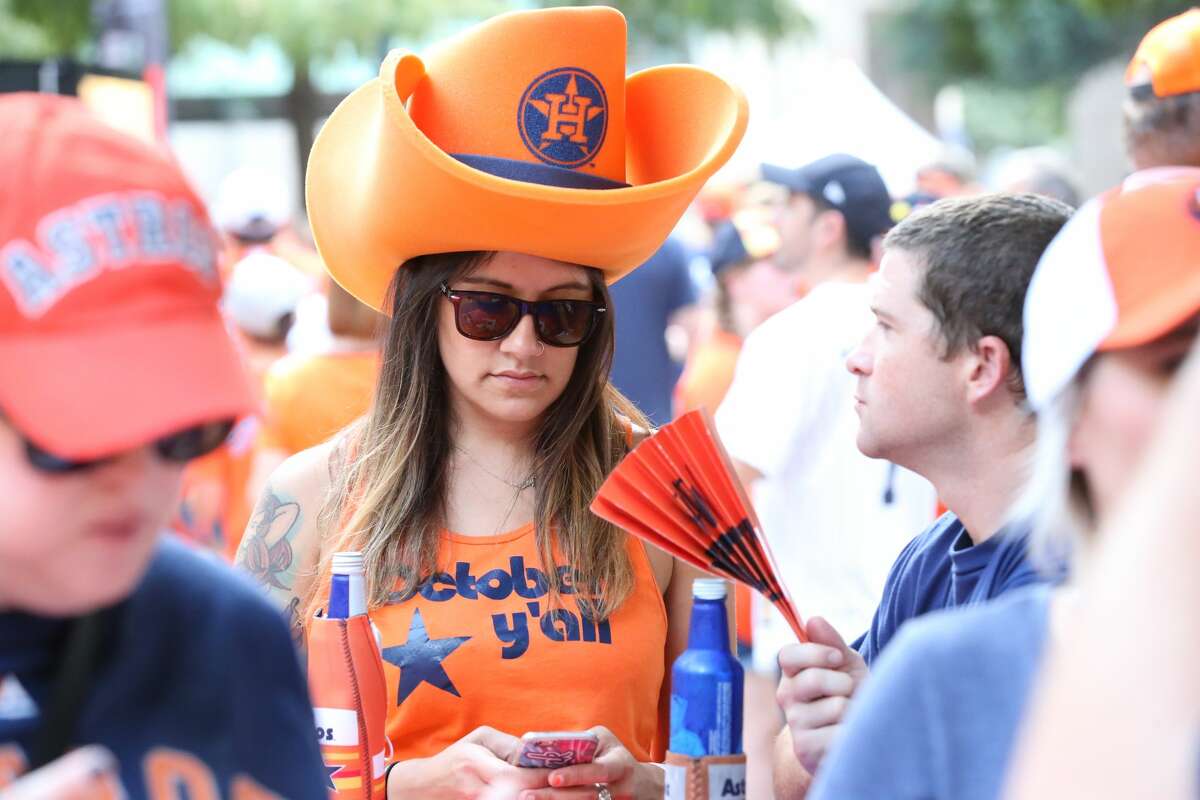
top-left (591, 409), bottom-right (807, 642)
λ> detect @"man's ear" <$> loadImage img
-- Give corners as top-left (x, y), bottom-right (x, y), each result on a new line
top-left (965, 334), bottom-right (1013, 405)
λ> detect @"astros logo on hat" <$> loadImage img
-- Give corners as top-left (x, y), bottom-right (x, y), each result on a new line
top-left (520, 67), bottom-right (608, 169)
top-left (306, 6), bottom-right (748, 311)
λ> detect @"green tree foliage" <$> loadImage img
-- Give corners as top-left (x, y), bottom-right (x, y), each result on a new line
top-left (0, 0), bottom-right (91, 58)
top-left (541, 0), bottom-right (806, 49)
top-left (166, 0), bottom-right (502, 61)
top-left (888, 0), bottom-right (1195, 151)
top-left (4, 0), bottom-right (807, 77)
top-left (893, 0), bottom-right (1194, 89)
top-left (0, 0), bottom-right (504, 62)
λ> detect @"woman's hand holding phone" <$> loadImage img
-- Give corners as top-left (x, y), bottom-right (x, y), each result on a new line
top-left (386, 726), bottom-right (550, 800)
top-left (514, 731), bottom-right (599, 769)
top-left (515, 726), bottom-right (663, 800)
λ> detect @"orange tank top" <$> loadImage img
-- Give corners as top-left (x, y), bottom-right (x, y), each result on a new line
top-left (368, 524), bottom-right (668, 762)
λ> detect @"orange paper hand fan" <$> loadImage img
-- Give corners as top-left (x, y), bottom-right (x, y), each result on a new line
top-left (591, 409), bottom-right (807, 642)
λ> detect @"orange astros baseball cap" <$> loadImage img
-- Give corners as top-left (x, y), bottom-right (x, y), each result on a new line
top-left (1126, 9), bottom-right (1200, 98)
top-left (306, 5), bottom-right (749, 311)
top-left (0, 94), bottom-right (255, 460)
top-left (1023, 167), bottom-right (1200, 410)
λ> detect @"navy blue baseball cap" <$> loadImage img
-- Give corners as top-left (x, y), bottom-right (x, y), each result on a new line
top-left (762, 154), bottom-right (894, 251)
top-left (709, 221), bottom-right (751, 275)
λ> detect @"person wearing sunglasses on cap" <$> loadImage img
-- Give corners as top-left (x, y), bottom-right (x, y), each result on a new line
top-left (232, 6), bottom-right (747, 800)
top-left (803, 170), bottom-right (1200, 800)
top-left (0, 94), bottom-right (327, 798)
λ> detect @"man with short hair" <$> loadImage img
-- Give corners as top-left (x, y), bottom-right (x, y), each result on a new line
top-left (1124, 8), bottom-right (1200, 168)
top-left (763, 154), bottom-right (887, 286)
top-left (771, 193), bottom-right (1073, 798)
top-left (719, 154), bottom-right (935, 667)
top-left (715, 154), bottom-right (937, 796)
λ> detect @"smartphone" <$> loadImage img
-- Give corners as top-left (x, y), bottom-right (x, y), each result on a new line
top-left (515, 731), bottom-right (600, 768)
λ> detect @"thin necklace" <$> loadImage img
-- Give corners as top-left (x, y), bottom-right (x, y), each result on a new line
top-left (452, 443), bottom-right (535, 491)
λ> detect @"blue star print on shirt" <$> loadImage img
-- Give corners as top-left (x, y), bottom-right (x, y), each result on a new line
top-left (381, 608), bottom-right (471, 706)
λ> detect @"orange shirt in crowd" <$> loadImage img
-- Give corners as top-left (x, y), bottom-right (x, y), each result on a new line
top-left (260, 350), bottom-right (380, 455)
top-left (172, 416), bottom-right (259, 561)
top-left (673, 329), bottom-right (742, 418)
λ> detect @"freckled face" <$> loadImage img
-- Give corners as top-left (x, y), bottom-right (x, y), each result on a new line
top-left (846, 249), bottom-right (968, 470)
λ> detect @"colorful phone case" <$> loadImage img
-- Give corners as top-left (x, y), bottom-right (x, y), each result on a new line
top-left (516, 733), bottom-right (600, 768)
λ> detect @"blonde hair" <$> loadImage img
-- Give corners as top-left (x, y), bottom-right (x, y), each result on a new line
top-left (305, 252), bottom-right (647, 621)
top-left (1012, 371), bottom-right (1095, 574)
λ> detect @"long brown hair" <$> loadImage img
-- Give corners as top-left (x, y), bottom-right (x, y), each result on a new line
top-left (308, 251), bottom-right (648, 620)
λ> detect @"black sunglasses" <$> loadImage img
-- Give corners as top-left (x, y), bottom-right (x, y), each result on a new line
top-left (440, 283), bottom-right (606, 347)
top-left (23, 419), bottom-right (236, 475)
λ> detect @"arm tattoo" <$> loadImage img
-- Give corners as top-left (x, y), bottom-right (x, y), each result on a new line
top-left (237, 484), bottom-right (302, 592)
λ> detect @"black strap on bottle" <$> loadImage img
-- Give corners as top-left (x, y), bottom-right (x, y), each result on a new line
top-left (28, 608), bottom-right (114, 769)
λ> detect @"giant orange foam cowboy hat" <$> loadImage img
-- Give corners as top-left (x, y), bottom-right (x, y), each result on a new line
top-left (307, 5), bottom-right (748, 311)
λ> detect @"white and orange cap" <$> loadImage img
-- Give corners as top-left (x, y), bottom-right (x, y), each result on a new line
top-left (1023, 168), bottom-right (1200, 411)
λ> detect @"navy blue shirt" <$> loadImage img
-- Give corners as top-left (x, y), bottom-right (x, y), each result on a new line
top-left (813, 586), bottom-right (1052, 800)
top-left (609, 238), bottom-right (698, 426)
top-left (0, 537), bottom-right (325, 798)
top-left (853, 512), bottom-right (1044, 666)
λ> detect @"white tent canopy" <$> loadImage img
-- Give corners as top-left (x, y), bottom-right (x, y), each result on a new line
top-left (698, 40), bottom-right (944, 196)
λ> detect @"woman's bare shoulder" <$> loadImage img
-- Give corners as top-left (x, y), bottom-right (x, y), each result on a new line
top-left (236, 436), bottom-right (348, 623)
top-left (642, 539), bottom-right (673, 595)
top-left (268, 437), bottom-right (342, 503)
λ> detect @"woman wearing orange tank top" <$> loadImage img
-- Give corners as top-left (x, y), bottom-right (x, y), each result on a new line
top-left (234, 6), bottom-right (747, 799)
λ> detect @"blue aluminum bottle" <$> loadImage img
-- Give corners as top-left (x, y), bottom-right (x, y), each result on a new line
top-left (669, 578), bottom-right (744, 756)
